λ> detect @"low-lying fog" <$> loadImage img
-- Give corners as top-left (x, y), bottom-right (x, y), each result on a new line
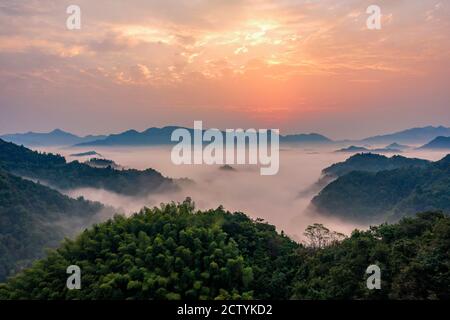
top-left (37, 145), bottom-right (449, 242)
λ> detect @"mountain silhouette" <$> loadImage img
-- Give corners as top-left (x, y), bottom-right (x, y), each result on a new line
top-left (361, 126), bottom-right (450, 145)
top-left (0, 129), bottom-right (106, 147)
top-left (418, 136), bottom-right (450, 150)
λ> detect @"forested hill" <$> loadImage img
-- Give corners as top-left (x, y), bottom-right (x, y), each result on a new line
top-left (0, 200), bottom-right (448, 300)
top-left (0, 200), bottom-right (299, 300)
top-left (0, 169), bottom-right (109, 282)
top-left (322, 153), bottom-right (430, 178)
top-left (0, 139), bottom-right (177, 196)
top-left (312, 154), bottom-right (450, 222)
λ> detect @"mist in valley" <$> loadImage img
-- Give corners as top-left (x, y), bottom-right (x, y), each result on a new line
top-left (38, 145), bottom-right (450, 242)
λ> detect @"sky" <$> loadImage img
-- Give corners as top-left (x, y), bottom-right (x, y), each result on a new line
top-left (0, 0), bottom-right (449, 139)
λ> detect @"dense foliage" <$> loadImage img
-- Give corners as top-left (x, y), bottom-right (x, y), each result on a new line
top-left (312, 154), bottom-right (450, 222)
top-left (293, 211), bottom-right (450, 299)
top-left (0, 199), bottom-right (299, 300)
top-left (0, 169), bottom-right (107, 282)
top-left (0, 200), bottom-right (448, 300)
top-left (0, 139), bottom-right (177, 196)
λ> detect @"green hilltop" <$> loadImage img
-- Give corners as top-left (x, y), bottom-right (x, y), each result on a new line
top-left (1, 200), bottom-right (448, 300)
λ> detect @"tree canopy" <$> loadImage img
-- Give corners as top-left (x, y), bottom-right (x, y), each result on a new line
top-left (1, 200), bottom-right (448, 300)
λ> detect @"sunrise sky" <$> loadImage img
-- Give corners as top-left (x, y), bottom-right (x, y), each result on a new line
top-left (0, 0), bottom-right (449, 139)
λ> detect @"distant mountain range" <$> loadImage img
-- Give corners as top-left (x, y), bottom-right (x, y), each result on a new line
top-left (360, 126), bottom-right (450, 145)
top-left (335, 145), bottom-right (403, 154)
top-left (76, 127), bottom-right (333, 147)
top-left (76, 126), bottom-right (184, 146)
top-left (1, 125), bottom-right (449, 147)
top-left (418, 136), bottom-right (450, 150)
top-left (280, 133), bottom-right (332, 144)
top-left (0, 129), bottom-right (106, 147)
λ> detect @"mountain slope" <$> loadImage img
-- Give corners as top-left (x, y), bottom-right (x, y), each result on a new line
top-left (0, 139), bottom-right (178, 196)
top-left (361, 126), bottom-right (450, 145)
top-left (0, 169), bottom-right (108, 281)
top-left (418, 136), bottom-right (450, 150)
top-left (323, 153), bottom-right (430, 178)
top-left (299, 153), bottom-right (430, 199)
top-left (0, 129), bottom-right (106, 147)
top-left (312, 154), bottom-right (450, 222)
